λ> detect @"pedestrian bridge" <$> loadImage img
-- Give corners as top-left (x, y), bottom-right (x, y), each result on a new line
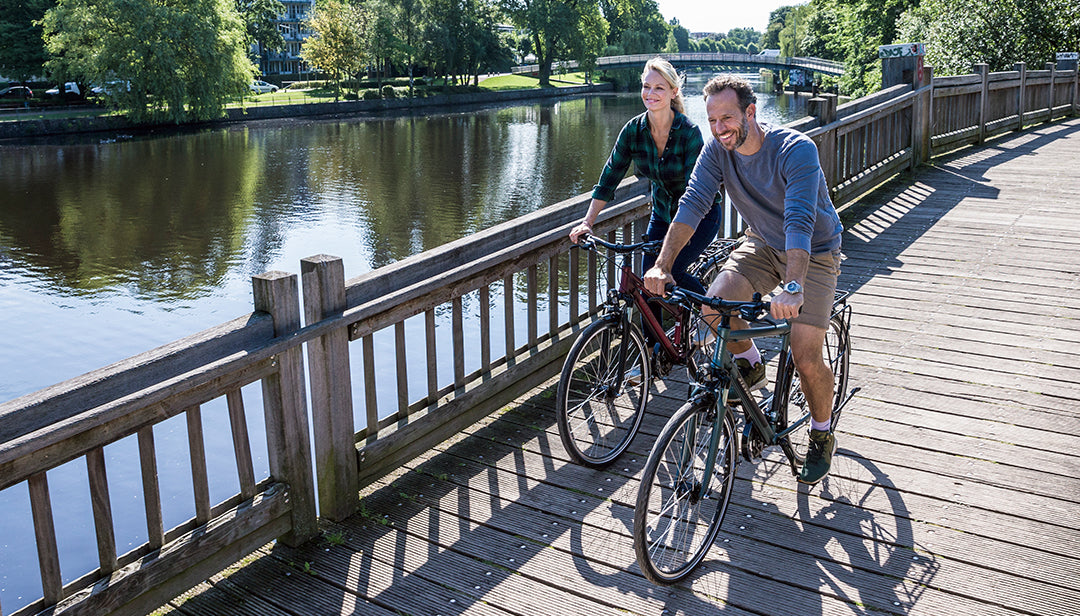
top-left (512, 52), bottom-right (847, 78)
top-left (1, 62), bottom-right (1078, 616)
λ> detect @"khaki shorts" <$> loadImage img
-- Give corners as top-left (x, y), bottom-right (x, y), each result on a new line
top-left (719, 231), bottom-right (841, 329)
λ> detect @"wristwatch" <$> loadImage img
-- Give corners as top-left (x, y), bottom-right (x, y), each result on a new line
top-left (781, 280), bottom-right (803, 295)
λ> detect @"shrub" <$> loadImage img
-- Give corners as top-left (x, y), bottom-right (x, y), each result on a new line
top-left (381, 85), bottom-right (396, 99)
top-left (362, 89), bottom-right (380, 100)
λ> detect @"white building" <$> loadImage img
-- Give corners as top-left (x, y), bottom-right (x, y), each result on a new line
top-left (262, 0), bottom-right (314, 78)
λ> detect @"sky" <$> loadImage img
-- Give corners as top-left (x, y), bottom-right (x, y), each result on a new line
top-left (655, 0), bottom-right (797, 34)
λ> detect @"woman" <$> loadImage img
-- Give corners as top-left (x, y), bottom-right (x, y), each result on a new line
top-left (569, 57), bottom-right (722, 296)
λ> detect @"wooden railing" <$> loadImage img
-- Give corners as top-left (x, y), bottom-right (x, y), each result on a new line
top-left (789, 61), bottom-right (1079, 208)
top-left (1, 59), bottom-right (1077, 616)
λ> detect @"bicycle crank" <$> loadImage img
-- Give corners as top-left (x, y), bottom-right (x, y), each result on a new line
top-left (740, 422), bottom-right (767, 462)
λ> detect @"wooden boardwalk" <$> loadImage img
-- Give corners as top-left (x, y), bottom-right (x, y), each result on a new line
top-left (156, 118), bottom-right (1080, 616)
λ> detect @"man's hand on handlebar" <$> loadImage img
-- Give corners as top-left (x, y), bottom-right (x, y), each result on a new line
top-left (643, 265), bottom-right (672, 296)
top-left (770, 290), bottom-right (804, 321)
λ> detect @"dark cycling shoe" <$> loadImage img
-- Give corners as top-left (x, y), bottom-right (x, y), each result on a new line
top-left (798, 429), bottom-right (837, 485)
top-left (734, 358), bottom-right (767, 392)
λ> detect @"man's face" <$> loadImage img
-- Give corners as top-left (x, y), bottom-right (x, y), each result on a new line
top-left (706, 88), bottom-right (754, 151)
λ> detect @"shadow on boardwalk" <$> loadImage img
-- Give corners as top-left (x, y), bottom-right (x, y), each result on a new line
top-left (161, 118), bottom-right (1080, 616)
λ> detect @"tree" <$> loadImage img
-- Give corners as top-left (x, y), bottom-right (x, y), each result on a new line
top-left (500, 0), bottom-right (606, 86)
top-left (897, 0), bottom-right (1080, 75)
top-left (236, 0), bottom-right (286, 74)
top-left (0, 0), bottom-right (53, 84)
top-left (41, 0), bottom-right (256, 123)
top-left (670, 20), bottom-right (691, 53)
top-left (301, 0), bottom-right (370, 97)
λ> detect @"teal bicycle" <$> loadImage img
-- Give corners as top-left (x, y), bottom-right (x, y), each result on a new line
top-left (633, 285), bottom-right (855, 584)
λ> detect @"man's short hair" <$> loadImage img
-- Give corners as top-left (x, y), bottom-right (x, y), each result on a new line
top-left (703, 74), bottom-right (757, 112)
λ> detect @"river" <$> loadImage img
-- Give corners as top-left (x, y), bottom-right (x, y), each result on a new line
top-left (0, 72), bottom-right (808, 607)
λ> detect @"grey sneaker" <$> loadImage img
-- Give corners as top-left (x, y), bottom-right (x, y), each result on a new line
top-left (734, 358), bottom-right (767, 392)
top-left (798, 429), bottom-right (837, 485)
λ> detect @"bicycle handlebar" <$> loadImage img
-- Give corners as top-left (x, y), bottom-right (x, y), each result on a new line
top-left (579, 234), bottom-right (662, 256)
top-left (664, 284), bottom-right (773, 323)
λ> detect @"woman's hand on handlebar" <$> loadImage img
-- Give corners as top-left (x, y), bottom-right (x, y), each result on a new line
top-left (569, 221), bottom-right (593, 243)
top-left (643, 265), bottom-right (672, 296)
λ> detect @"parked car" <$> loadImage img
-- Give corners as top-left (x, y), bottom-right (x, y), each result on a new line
top-left (45, 82), bottom-right (81, 96)
top-left (90, 80), bottom-right (130, 96)
top-left (250, 80), bottom-right (279, 94)
top-left (0, 86), bottom-right (33, 99)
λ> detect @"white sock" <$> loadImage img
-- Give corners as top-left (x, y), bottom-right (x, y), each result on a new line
top-left (733, 343), bottom-right (761, 366)
top-left (811, 418), bottom-right (831, 432)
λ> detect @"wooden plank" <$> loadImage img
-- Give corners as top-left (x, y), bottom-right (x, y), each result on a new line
top-left (425, 308), bottom-right (437, 401)
top-left (137, 426), bottom-right (165, 549)
top-left (86, 447), bottom-right (118, 575)
top-left (225, 390), bottom-right (256, 501)
top-left (28, 472), bottom-right (61, 604)
top-left (187, 405), bottom-right (211, 525)
top-left (480, 285), bottom-right (491, 371)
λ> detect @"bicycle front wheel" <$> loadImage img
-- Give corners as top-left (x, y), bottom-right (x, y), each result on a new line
top-left (784, 313), bottom-right (851, 462)
top-left (556, 318), bottom-right (650, 467)
top-left (634, 399), bottom-right (737, 584)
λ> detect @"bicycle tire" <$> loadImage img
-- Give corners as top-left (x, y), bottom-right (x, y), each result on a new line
top-left (634, 398), bottom-right (737, 584)
top-left (556, 318), bottom-right (650, 467)
top-left (782, 313), bottom-right (851, 463)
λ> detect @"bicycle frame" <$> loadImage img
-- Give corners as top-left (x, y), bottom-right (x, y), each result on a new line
top-left (607, 250), bottom-right (693, 366)
top-left (689, 311), bottom-right (804, 494)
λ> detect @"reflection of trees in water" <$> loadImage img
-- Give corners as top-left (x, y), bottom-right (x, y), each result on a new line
top-left (0, 130), bottom-right (264, 300)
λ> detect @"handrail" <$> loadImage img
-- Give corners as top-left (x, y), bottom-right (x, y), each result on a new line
top-left (0, 57), bottom-right (1077, 616)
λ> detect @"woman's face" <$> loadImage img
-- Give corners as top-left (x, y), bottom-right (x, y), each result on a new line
top-left (641, 69), bottom-right (675, 113)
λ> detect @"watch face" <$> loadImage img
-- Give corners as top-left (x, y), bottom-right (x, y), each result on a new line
top-left (784, 281), bottom-right (802, 294)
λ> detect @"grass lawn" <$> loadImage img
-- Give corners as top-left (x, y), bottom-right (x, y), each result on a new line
top-left (1, 72), bottom-right (603, 122)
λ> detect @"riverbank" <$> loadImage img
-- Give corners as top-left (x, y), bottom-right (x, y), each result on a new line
top-left (0, 82), bottom-right (614, 141)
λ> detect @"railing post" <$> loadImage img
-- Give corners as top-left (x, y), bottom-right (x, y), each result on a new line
top-left (1046, 62), bottom-right (1056, 122)
top-left (809, 94), bottom-right (838, 192)
top-left (253, 270), bottom-right (318, 545)
top-left (301, 255), bottom-right (359, 522)
top-left (911, 65), bottom-right (933, 169)
top-left (974, 63), bottom-right (990, 144)
top-left (1015, 62), bottom-right (1026, 131)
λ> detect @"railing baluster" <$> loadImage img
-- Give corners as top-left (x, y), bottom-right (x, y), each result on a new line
top-left (453, 296), bottom-right (465, 387)
top-left (28, 472), bottom-right (61, 605)
top-left (548, 254), bottom-right (559, 335)
top-left (426, 308), bottom-right (437, 401)
top-left (186, 405), bottom-right (211, 525)
top-left (569, 245), bottom-right (579, 323)
top-left (588, 248), bottom-right (597, 312)
top-left (479, 285), bottom-right (491, 371)
top-left (86, 446), bottom-right (118, 574)
top-left (137, 426), bottom-right (164, 549)
top-left (396, 321), bottom-right (408, 415)
top-left (225, 390), bottom-right (256, 501)
top-left (363, 333), bottom-right (377, 436)
top-left (503, 275), bottom-right (515, 357)
top-left (527, 265), bottom-right (538, 346)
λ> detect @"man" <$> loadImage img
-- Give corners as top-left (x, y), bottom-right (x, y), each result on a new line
top-left (643, 74), bottom-right (843, 485)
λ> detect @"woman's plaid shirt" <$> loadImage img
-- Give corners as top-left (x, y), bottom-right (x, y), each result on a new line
top-left (591, 110), bottom-right (719, 223)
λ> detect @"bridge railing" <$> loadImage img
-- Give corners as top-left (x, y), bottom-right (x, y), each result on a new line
top-left (511, 52), bottom-right (846, 77)
top-left (792, 62), bottom-right (1078, 208)
top-left (1, 58), bottom-right (1078, 616)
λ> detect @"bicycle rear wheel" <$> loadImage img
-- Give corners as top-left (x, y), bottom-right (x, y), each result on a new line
top-left (634, 399), bottom-right (737, 584)
top-left (783, 312), bottom-right (851, 462)
top-left (556, 318), bottom-right (650, 467)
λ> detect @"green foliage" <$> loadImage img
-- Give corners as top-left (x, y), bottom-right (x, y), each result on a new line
top-left (799, 0), bottom-right (918, 96)
top-left (41, 0), bottom-right (256, 123)
top-left (381, 84), bottom-right (396, 98)
top-left (301, 0), bottom-right (370, 96)
top-left (896, 0), bottom-right (1080, 75)
top-left (0, 0), bottom-right (52, 83)
top-left (236, 0), bottom-right (286, 58)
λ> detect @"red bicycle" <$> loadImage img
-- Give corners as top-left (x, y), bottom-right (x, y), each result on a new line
top-left (555, 234), bottom-right (735, 467)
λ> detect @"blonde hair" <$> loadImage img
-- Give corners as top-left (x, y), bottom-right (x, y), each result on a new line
top-left (642, 57), bottom-right (686, 114)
